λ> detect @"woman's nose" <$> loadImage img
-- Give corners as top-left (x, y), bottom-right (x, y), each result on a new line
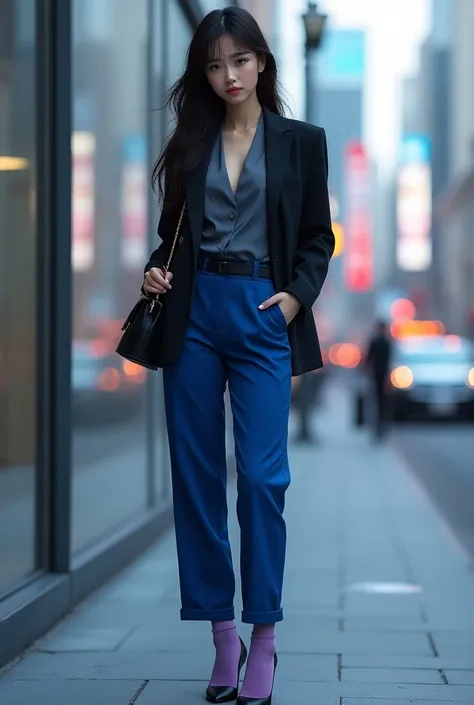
top-left (225, 67), bottom-right (236, 83)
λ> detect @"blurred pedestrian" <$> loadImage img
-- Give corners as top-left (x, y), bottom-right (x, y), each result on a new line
top-left (293, 370), bottom-right (324, 443)
top-left (364, 320), bottom-right (392, 440)
top-left (293, 373), bottom-right (314, 442)
top-left (142, 7), bottom-right (334, 703)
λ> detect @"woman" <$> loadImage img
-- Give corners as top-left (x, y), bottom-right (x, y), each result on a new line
top-left (143, 7), bottom-right (334, 704)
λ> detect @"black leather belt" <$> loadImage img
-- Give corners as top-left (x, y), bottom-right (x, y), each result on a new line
top-left (197, 256), bottom-right (272, 279)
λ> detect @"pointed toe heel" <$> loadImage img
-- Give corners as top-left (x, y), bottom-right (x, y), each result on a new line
top-left (236, 653), bottom-right (278, 705)
top-left (206, 685), bottom-right (239, 704)
top-left (206, 638), bottom-right (248, 703)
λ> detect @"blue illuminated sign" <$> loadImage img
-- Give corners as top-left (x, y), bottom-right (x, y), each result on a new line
top-left (318, 29), bottom-right (366, 86)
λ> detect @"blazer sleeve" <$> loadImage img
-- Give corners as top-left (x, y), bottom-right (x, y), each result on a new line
top-left (284, 127), bottom-right (335, 313)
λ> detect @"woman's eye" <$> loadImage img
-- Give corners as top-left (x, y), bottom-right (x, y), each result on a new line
top-left (236, 58), bottom-right (247, 65)
top-left (209, 64), bottom-right (220, 72)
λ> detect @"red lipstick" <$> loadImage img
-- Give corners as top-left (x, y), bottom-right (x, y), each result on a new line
top-left (227, 87), bottom-right (242, 95)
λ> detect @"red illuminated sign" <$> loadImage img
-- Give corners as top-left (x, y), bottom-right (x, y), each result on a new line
top-left (343, 141), bottom-right (374, 292)
top-left (72, 131), bottom-right (95, 272)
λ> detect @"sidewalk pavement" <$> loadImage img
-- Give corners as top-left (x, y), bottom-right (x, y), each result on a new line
top-left (1, 382), bottom-right (474, 705)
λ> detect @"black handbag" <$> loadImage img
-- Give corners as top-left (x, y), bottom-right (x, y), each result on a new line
top-left (116, 202), bottom-right (186, 370)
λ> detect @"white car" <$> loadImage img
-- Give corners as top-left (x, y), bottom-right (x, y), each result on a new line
top-left (389, 335), bottom-right (474, 420)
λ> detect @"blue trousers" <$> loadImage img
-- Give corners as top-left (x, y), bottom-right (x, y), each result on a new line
top-left (163, 267), bottom-right (292, 624)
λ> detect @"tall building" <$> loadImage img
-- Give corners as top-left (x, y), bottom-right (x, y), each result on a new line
top-left (435, 0), bottom-right (474, 335)
top-left (414, 0), bottom-right (451, 318)
top-left (316, 29), bottom-right (365, 224)
top-left (393, 0), bottom-right (452, 319)
top-left (314, 29), bottom-right (371, 338)
top-left (393, 72), bottom-right (431, 314)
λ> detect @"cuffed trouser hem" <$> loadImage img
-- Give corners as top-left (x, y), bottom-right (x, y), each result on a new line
top-left (242, 609), bottom-right (283, 624)
top-left (180, 607), bottom-right (235, 621)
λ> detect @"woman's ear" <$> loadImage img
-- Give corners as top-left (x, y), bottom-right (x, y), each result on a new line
top-left (258, 56), bottom-right (266, 73)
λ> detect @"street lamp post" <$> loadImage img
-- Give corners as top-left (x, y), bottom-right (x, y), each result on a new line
top-left (295, 3), bottom-right (328, 445)
top-left (302, 2), bottom-right (327, 125)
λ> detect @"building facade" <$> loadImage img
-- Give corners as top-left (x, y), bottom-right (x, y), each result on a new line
top-left (315, 29), bottom-right (369, 341)
top-left (435, 0), bottom-right (474, 336)
top-left (0, 0), bottom-right (236, 668)
top-left (420, 12), bottom-right (451, 318)
top-left (392, 0), bottom-right (452, 321)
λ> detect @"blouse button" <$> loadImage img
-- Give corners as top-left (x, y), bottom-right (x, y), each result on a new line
top-left (229, 212), bottom-right (236, 220)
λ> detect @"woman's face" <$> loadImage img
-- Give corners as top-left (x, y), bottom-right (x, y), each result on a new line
top-left (206, 35), bottom-right (265, 105)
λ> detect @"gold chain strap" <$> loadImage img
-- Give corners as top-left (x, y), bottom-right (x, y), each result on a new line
top-left (146, 201), bottom-right (186, 312)
top-left (163, 201), bottom-right (186, 273)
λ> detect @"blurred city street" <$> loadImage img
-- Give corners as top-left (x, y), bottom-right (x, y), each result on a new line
top-left (1, 378), bottom-right (474, 704)
top-left (3, 0), bottom-right (474, 688)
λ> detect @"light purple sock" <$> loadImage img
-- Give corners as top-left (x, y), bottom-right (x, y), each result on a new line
top-left (209, 620), bottom-right (242, 688)
top-left (239, 623), bottom-right (276, 699)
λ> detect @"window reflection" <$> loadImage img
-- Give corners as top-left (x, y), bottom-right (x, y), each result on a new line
top-left (71, 0), bottom-right (149, 552)
top-left (0, 0), bottom-right (37, 595)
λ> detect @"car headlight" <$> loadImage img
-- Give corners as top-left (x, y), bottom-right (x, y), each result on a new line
top-left (467, 368), bottom-right (474, 389)
top-left (390, 366), bottom-right (414, 390)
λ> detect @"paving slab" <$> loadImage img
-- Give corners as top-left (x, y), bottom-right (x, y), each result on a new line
top-left (423, 611), bottom-right (474, 630)
top-left (36, 627), bottom-right (132, 652)
top-left (65, 603), bottom-right (181, 628)
top-left (266, 681), bottom-right (474, 700)
top-left (435, 643), bottom-right (474, 658)
top-left (1, 651), bottom-right (212, 681)
top-left (0, 680), bottom-right (143, 705)
top-left (343, 596), bottom-right (423, 619)
top-left (342, 701), bottom-right (474, 705)
top-left (341, 667), bottom-right (443, 684)
top-left (444, 670), bottom-right (474, 685)
top-left (277, 630), bottom-right (432, 656)
top-left (269, 654), bottom-right (338, 681)
top-left (118, 623), bottom-right (212, 652)
top-left (342, 654), bottom-right (474, 670)
top-left (432, 631), bottom-right (474, 647)
top-left (343, 617), bottom-right (427, 633)
top-left (279, 604), bottom-right (346, 619)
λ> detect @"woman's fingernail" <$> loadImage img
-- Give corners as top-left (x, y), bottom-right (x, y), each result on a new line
top-left (258, 304), bottom-right (264, 309)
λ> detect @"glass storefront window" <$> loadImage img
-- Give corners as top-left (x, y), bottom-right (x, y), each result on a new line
top-left (0, 0), bottom-right (37, 595)
top-left (167, 1), bottom-right (193, 86)
top-left (71, 0), bottom-right (150, 553)
top-left (163, 1), bottom-right (193, 137)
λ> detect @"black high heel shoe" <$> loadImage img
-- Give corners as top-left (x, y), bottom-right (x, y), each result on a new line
top-left (206, 637), bottom-right (248, 703)
top-left (236, 653), bottom-right (278, 705)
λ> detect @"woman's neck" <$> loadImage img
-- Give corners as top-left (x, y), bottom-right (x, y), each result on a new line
top-left (223, 95), bottom-right (262, 133)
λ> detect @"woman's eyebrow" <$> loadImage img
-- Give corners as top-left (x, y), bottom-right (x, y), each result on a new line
top-left (207, 50), bottom-right (249, 63)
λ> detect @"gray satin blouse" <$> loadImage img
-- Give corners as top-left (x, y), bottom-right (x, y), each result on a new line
top-left (200, 114), bottom-right (269, 262)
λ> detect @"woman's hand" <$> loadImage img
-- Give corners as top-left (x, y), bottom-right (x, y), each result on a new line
top-left (143, 267), bottom-right (173, 295)
top-left (259, 292), bottom-right (301, 325)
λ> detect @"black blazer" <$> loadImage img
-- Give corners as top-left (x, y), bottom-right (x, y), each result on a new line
top-left (144, 107), bottom-right (335, 376)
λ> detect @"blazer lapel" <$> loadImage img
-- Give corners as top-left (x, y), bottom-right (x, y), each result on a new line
top-left (186, 127), bottom-right (218, 262)
top-left (264, 107), bottom-right (293, 243)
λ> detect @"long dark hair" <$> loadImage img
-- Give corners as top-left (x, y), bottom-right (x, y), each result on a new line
top-left (152, 6), bottom-right (287, 212)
